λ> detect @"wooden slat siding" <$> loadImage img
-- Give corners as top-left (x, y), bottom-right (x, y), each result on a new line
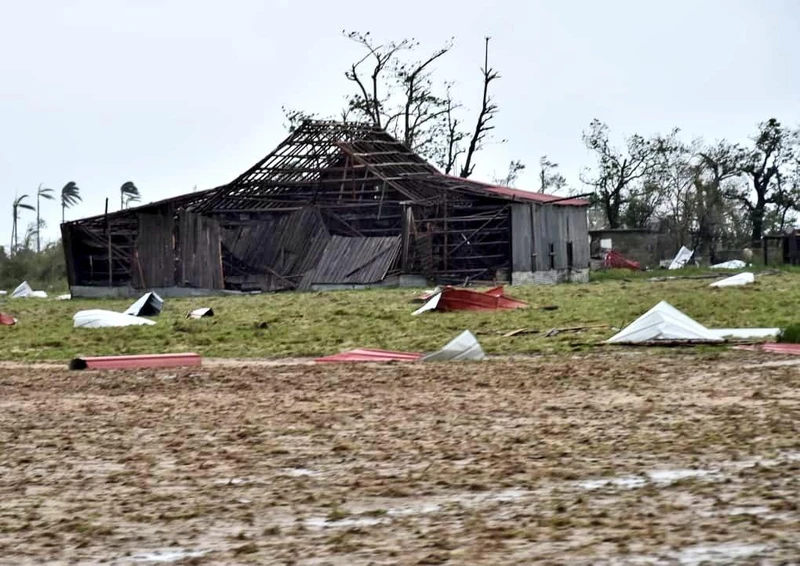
top-left (567, 206), bottom-right (590, 268)
top-left (301, 236), bottom-right (402, 286)
top-left (510, 204), bottom-right (533, 272)
top-left (178, 212), bottom-right (224, 289)
top-left (134, 212), bottom-right (175, 288)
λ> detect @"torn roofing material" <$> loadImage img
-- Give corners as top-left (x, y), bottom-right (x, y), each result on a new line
top-left (0, 313), bottom-right (17, 326)
top-left (300, 235), bottom-right (402, 287)
top-left (708, 328), bottom-right (780, 339)
top-left (603, 250), bottom-right (641, 271)
top-left (711, 260), bottom-right (747, 269)
top-left (69, 352), bottom-right (201, 370)
top-left (606, 301), bottom-right (724, 344)
top-left (124, 291), bottom-right (164, 316)
top-left (10, 281), bottom-right (47, 298)
top-left (668, 246), bottom-right (694, 270)
top-left (73, 309), bottom-right (156, 328)
top-left (422, 330), bottom-right (485, 362)
top-left (315, 348), bottom-right (424, 363)
top-left (187, 307), bottom-right (214, 319)
top-left (709, 272), bottom-right (755, 287)
top-left (412, 286), bottom-right (528, 315)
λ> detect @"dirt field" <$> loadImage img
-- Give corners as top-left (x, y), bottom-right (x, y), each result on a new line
top-left (0, 351), bottom-right (799, 565)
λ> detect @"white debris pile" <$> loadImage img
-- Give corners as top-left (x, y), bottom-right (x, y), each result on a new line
top-left (668, 246), bottom-right (694, 270)
top-left (10, 281), bottom-right (48, 299)
top-left (710, 272), bottom-right (755, 287)
top-left (73, 309), bottom-right (156, 328)
top-left (711, 259), bottom-right (747, 269)
top-left (423, 330), bottom-right (485, 362)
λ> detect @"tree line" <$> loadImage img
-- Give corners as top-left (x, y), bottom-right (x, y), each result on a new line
top-left (286, 31), bottom-right (799, 256)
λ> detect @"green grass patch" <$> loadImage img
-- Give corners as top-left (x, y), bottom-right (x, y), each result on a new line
top-left (0, 269), bottom-right (796, 361)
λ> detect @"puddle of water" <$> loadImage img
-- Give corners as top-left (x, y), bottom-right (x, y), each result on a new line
top-left (577, 469), bottom-right (715, 491)
top-left (673, 543), bottom-right (768, 565)
top-left (130, 548), bottom-right (208, 563)
top-left (281, 467), bottom-right (320, 477)
top-left (646, 468), bottom-right (716, 483)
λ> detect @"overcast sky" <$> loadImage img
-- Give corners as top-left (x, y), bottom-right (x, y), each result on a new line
top-left (1, 0), bottom-right (798, 249)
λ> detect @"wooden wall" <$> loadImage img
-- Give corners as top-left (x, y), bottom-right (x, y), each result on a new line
top-left (511, 203), bottom-right (589, 273)
top-left (178, 212), bottom-right (224, 289)
top-left (133, 212), bottom-right (175, 288)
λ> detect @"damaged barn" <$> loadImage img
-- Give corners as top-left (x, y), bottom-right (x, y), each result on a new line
top-left (62, 120), bottom-right (590, 297)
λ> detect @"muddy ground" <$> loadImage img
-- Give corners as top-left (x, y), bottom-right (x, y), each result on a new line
top-left (0, 351), bottom-right (798, 565)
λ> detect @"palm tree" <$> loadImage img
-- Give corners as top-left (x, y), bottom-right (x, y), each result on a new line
top-left (61, 181), bottom-right (82, 224)
top-left (11, 194), bottom-right (35, 254)
top-left (36, 184), bottom-right (55, 253)
top-left (120, 181), bottom-right (140, 210)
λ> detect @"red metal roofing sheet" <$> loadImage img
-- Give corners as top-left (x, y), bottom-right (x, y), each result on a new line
top-left (315, 348), bottom-right (423, 363)
top-left (735, 343), bottom-right (800, 355)
top-left (441, 174), bottom-right (589, 206)
top-left (69, 353), bottom-right (202, 370)
top-left (0, 312), bottom-right (16, 326)
top-left (436, 286), bottom-right (528, 312)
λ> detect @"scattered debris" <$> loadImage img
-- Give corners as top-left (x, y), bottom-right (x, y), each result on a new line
top-left (187, 307), bottom-right (214, 319)
top-left (711, 259), bottom-right (747, 269)
top-left (316, 330), bottom-right (487, 363)
top-left (606, 301), bottom-right (723, 344)
top-left (648, 273), bottom-right (723, 282)
top-left (412, 286), bottom-right (528, 315)
top-left (73, 309), bottom-right (156, 328)
top-left (124, 291), bottom-right (164, 317)
top-left (412, 288), bottom-right (442, 303)
top-left (69, 352), bottom-right (202, 371)
top-left (603, 249), bottom-right (641, 271)
top-left (315, 348), bottom-right (424, 363)
top-left (0, 290), bottom-right (6, 296)
top-left (668, 246), bottom-right (694, 269)
top-left (0, 313), bottom-right (17, 326)
top-left (709, 328), bottom-right (780, 340)
top-left (709, 272), bottom-right (755, 287)
top-left (422, 330), bottom-right (485, 361)
top-left (10, 281), bottom-right (48, 299)
top-left (56, 293), bottom-right (72, 300)
top-left (544, 324), bottom-right (611, 338)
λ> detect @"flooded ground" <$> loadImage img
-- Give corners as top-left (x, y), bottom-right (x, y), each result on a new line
top-left (0, 351), bottom-right (798, 564)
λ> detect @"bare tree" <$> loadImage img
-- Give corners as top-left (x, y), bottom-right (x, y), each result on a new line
top-left (459, 37), bottom-right (499, 178)
top-left (580, 119), bottom-right (679, 228)
top-left (538, 155), bottom-right (567, 193)
top-left (722, 118), bottom-right (798, 242)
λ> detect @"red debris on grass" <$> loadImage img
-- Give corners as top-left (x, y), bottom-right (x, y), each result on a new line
top-left (69, 353), bottom-right (202, 371)
top-left (315, 348), bottom-right (423, 363)
top-left (0, 312), bottom-right (16, 326)
top-left (603, 250), bottom-right (641, 271)
top-left (734, 343), bottom-right (800, 355)
top-left (436, 286), bottom-right (528, 312)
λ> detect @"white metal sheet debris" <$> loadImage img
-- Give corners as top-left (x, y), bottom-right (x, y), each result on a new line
top-left (10, 281), bottom-right (47, 299)
top-left (668, 246), bottom-right (694, 270)
top-left (186, 307), bottom-right (214, 319)
top-left (708, 328), bottom-right (780, 339)
top-left (73, 309), bottom-right (156, 328)
top-left (709, 272), bottom-right (754, 287)
top-left (423, 330), bottom-right (486, 361)
top-left (56, 294), bottom-right (72, 301)
top-left (606, 301), bottom-right (723, 344)
top-left (711, 260), bottom-right (747, 269)
top-left (124, 291), bottom-right (164, 316)
top-left (412, 292), bottom-right (441, 316)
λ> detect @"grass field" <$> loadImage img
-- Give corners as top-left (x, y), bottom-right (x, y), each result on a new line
top-left (1, 269), bottom-right (799, 361)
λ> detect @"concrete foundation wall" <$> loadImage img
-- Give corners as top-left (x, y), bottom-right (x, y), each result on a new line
top-left (511, 268), bottom-right (589, 285)
top-left (70, 285), bottom-right (233, 299)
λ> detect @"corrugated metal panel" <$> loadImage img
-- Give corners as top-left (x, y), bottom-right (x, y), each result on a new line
top-left (0, 313), bottom-right (16, 326)
top-left (315, 349), bottom-right (423, 363)
top-left (222, 207), bottom-right (331, 290)
top-left (301, 235), bottom-right (401, 287)
top-left (69, 353), bottom-right (202, 370)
